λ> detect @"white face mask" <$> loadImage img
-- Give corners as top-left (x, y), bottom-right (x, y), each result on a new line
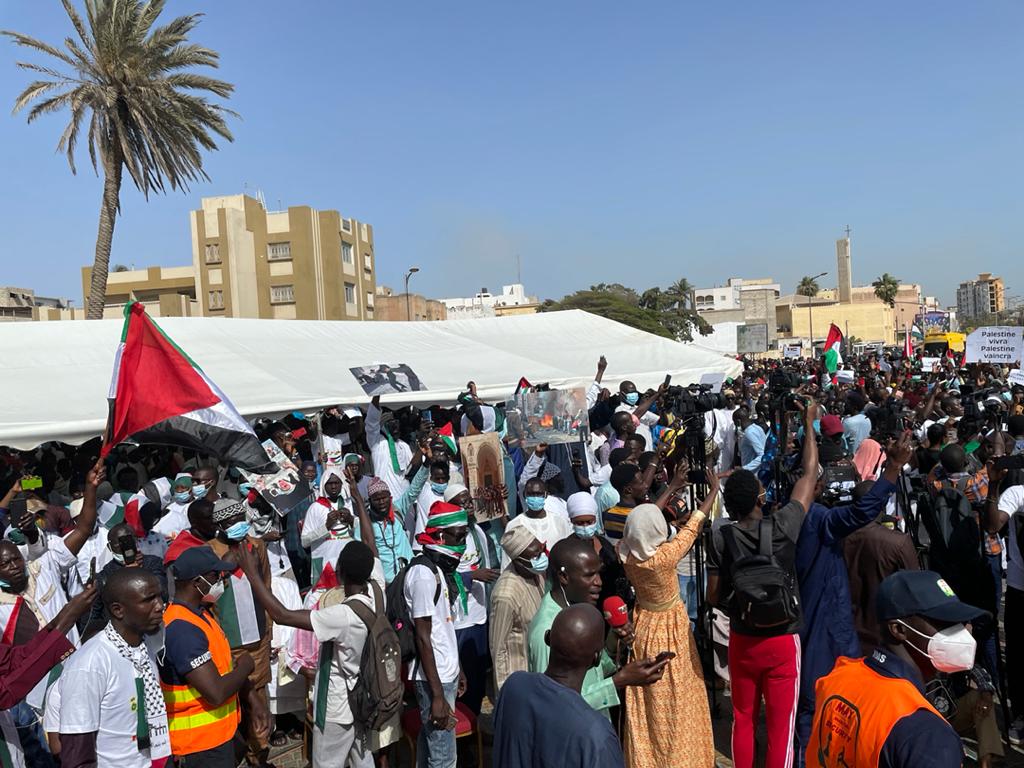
top-left (898, 620), bottom-right (976, 673)
top-left (197, 575), bottom-right (226, 604)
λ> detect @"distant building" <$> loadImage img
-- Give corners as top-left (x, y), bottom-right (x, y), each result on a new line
top-left (0, 286), bottom-right (73, 321)
top-left (956, 273), bottom-right (1005, 320)
top-left (79, 265), bottom-right (198, 319)
top-left (442, 284), bottom-right (540, 319)
top-left (374, 286), bottom-right (447, 321)
top-left (836, 237), bottom-right (853, 303)
top-left (695, 277), bottom-right (781, 346)
top-left (190, 194), bottom-right (376, 320)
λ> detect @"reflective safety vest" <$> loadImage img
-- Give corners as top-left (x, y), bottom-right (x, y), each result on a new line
top-left (160, 603), bottom-right (241, 756)
top-left (806, 656), bottom-right (944, 767)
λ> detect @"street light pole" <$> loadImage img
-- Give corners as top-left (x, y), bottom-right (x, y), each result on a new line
top-left (807, 271), bottom-right (828, 354)
top-left (404, 267), bottom-right (420, 321)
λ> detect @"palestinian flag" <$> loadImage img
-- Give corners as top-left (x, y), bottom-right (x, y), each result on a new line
top-left (823, 324), bottom-right (843, 373)
top-left (216, 567), bottom-right (262, 648)
top-left (437, 422), bottom-right (458, 456)
top-left (102, 302), bottom-right (275, 473)
top-left (911, 323), bottom-right (924, 341)
top-left (99, 477), bottom-right (172, 535)
top-left (903, 325), bottom-right (914, 360)
top-left (514, 377), bottom-right (532, 395)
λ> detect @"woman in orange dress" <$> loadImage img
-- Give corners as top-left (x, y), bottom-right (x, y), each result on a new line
top-left (620, 470), bottom-right (718, 768)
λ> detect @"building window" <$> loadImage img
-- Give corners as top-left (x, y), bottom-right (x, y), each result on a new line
top-left (208, 290), bottom-right (224, 310)
top-left (360, 223), bottom-right (369, 241)
top-left (364, 252), bottom-right (372, 271)
top-left (267, 242), bottom-right (291, 261)
top-left (366, 291), bottom-right (374, 308)
top-left (341, 218), bottom-right (353, 233)
top-left (204, 243), bottom-right (221, 263)
top-left (270, 284), bottom-right (295, 304)
top-left (341, 241), bottom-right (354, 265)
top-left (344, 283), bottom-right (356, 304)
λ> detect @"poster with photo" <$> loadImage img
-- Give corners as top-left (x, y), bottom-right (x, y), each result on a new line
top-left (240, 439), bottom-right (310, 516)
top-left (504, 387), bottom-right (588, 447)
top-left (349, 364), bottom-right (427, 396)
top-left (458, 432), bottom-right (508, 523)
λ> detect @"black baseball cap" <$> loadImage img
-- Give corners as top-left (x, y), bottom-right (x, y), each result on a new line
top-left (876, 570), bottom-right (986, 624)
top-left (171, 545), bottom-right (235, 580)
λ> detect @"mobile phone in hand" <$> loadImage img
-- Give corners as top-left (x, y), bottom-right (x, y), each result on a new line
top-left (654, 651), bottom-right (676, 664)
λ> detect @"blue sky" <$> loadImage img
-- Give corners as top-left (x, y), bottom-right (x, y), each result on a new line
top-left (1, 1), bottom-right (1021, 307)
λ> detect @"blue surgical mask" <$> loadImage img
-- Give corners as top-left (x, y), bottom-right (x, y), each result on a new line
top-left (522, 553), bottom-right (549, 574)
top-left (0, 579), bottom-right (9, 589)
top-left (192, 483), bottom-right (209, 500)
top-left (1003, 392), bottom-right (1013, 402)
top-left (624, 392), bottom-right (640, 406)
top-left (224, 521), bottom-right (251, 541)
top-left (238, 482), bottom-right (253, 496)
top-left (525, 495), bottom-right (546, 512)
top-left (173, 491), bottom-right (191, 504)
top-left (573, 522), bottom-right (599, 539)
top-left (431, 482), bottom-right (448, 495)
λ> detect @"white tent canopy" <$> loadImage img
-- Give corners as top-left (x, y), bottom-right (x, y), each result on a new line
top-left (0, 309), bottom-right (741, 449)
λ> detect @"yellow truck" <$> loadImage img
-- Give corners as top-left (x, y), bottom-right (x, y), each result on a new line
top-left (922, 331), bottom-right (966, 357)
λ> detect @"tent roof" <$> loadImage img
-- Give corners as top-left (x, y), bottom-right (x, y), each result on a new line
top-left (0, 309), bottom-right (741, 449)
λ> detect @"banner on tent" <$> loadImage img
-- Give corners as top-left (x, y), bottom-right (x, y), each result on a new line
top-left (965, 327), bottom-right (1024, 365)
top-left (458, 433), bottom-right (508, 523)
top-left (350, 364), bottom-right (428, 396)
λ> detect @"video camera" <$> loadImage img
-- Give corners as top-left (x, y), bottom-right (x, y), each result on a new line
top-left (818, 463), bottom-right (859, 506)
top-left (666, 383), bottom-right (726, 417)
top-left (768, 369), bottom-right (806, 411)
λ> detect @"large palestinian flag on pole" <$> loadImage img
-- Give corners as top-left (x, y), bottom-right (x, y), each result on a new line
top-left (102, 302), bottom-right (276, 473)
top-left (823, 323), bottom-right (844, 373)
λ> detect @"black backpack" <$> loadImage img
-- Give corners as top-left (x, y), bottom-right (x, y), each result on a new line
top-left (344, 580), bottom-right (404, 734)
top-left (384, 554), bottom-right (442, 664)
top-left (723, 518), bottom-right (800, 632)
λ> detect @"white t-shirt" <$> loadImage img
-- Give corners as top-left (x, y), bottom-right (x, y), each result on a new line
top-left (403, 563), bottom-right (459, 684)
top-left (412, 485), bottom-right (445, 549)
top-left (998, 485), bottom-right (1024, 590)
top-left (309, 591), bottom-right (374, 725)
top-left (58, 631), bottom-right (169, 768)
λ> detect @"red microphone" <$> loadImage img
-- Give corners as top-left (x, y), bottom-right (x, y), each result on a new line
top-left (602, 596), bottom-right (629, 629)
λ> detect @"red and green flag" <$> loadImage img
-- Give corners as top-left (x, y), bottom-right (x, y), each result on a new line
top-left (823, 323), bottom-right (844, 373)
top-left (102, 302), bottom-right (275, 473)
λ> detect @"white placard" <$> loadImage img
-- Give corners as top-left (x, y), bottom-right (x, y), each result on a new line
top-left (699, 372), bottom-right (726, 393)
top-left (783, 344), bottom-right (802, 359)
top-left (965, 327), bottom-right (1024, 365)
top-left (921, 357), bottom-right (943, 371)
top-left (1008, 369), bottom-right (1024, 387)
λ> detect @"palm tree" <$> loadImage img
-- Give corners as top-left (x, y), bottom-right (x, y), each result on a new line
top-left (665, 278), bottom-right (694, 310)
top-left (872, 273), bottom-right (900, 308)
top-left (796, 275), bottom-right (821, 298)
top-left (3, 0), bottom-right (235, 318)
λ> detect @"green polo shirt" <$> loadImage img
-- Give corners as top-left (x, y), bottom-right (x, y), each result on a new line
top-left (526, 592), bottom-right (619, 717)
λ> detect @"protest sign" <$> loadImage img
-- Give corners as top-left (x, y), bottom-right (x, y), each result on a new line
top-left (240, 439), bottom-right (310, 516)
top-left (782, 344), bottom-right (802, 359)
top-left (505, 388), bottom-right (588, 447)
top-left (921, 357), bottom-right (943, 372)
top-left (458, 432), bottom-right (508, 522)
top-left (1008, 369), bottom-right (1024, 388)
top-left (965, 327), bottom-right (1024, 365)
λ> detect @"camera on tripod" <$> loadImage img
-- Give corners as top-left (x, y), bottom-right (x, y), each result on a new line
top-left (666, 383), bottom-right (726, 417)
top-left (768, 370), bottom-right (806, 411)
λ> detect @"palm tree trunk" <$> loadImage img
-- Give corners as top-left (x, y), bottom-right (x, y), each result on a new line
top-left (86, 148), bottom-right (123, 319)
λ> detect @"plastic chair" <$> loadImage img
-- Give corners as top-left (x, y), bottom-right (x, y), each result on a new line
top-left (401, 701), bottom-right (483, 768)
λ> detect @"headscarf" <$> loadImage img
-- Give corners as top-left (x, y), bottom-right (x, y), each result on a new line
top-left (500, 525), bottom-right (535, 561)
top-left (566, 492), bottom-right (598, 520)
top-left (539, 461), bottom-right (561, 483)
top-left (172, 473), bottom-right (193, 490)
top-left (853, 438), bottom-right (884, 482)
top-left (618, 503), bottom-right (670, 563)
top-left (318, 467), bottom-right (344, 500)
top-left (416, 501), bottom-right (469, 613)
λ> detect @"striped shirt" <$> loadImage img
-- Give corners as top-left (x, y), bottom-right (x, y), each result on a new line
top-left (603, 504), bottom-right (634, 540)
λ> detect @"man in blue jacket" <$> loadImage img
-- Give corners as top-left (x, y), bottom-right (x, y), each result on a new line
top-left (792, 429), bottom-right (913, 765)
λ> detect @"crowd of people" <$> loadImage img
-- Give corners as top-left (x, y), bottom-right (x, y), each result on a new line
top-left (1, 349), bottom-right (1023, 768)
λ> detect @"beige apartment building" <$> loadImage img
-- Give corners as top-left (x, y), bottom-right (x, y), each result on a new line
top-left (192, 195), bottom-right (376, 320)
top-left (374, 286), bottom-right (447, 321)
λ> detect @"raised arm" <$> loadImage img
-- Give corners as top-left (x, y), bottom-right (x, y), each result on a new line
top-left (64, 460), bottom-right (104, 556)
top-left (788, 401), bottom-right (820, 512)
